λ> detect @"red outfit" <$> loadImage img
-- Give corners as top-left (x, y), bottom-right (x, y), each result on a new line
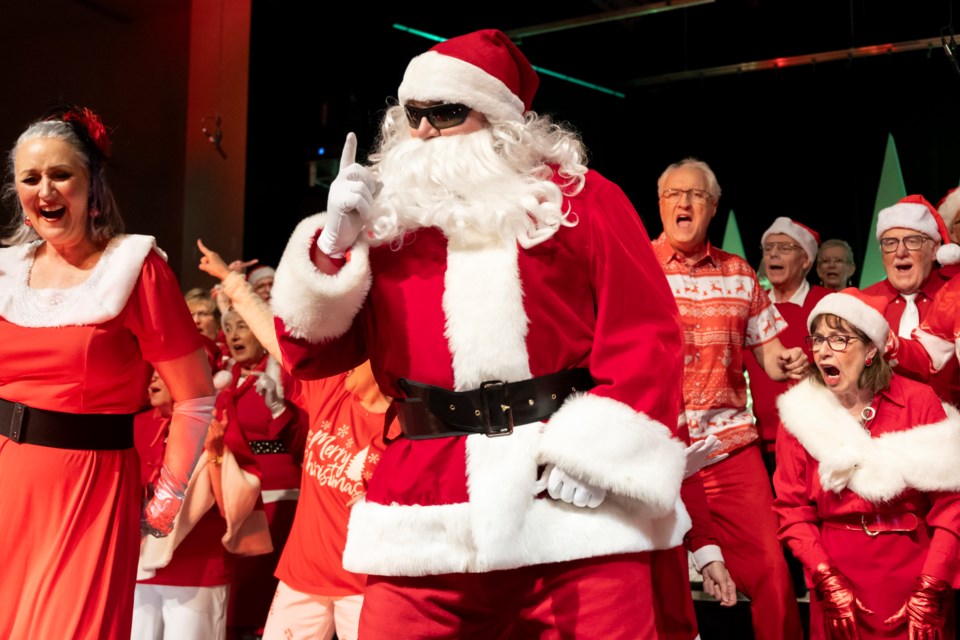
top-left (745, 283), bottom-right (831, 453)
top-left (652, 237), bottom-right (803, 640)
top-left (273, 170), bottom-right (689, 634)
top-left (863, 271), bottom-right (960, 406)
top-left (774, 375), bottom-right (960, 639)
top-left (899, 274), bottom-right (960, 390)
top-left (276, 373), bottom-right (388, 596)
top-left (0, 235), bottom-right (201, 639)
top-left (218, 357), bottom-right (307, 634)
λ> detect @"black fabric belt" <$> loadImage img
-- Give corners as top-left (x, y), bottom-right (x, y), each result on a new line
top-left (0, 397), bottom-right (134, 450)
top-left (248, 439), bottom-right (289, 455)
top-left (395, 368), bottom-right (595, 440)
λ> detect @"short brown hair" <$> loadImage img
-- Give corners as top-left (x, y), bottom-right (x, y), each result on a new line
top-left (807, 314), bottom-right (892, 394)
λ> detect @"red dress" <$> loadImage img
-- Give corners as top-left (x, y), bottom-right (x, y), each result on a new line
top-left (0, 235), bottom-right (201, 640)
top-left (774, 375), bottom-right (960, 640)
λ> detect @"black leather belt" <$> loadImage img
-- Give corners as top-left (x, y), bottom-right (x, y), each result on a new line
top-left (248, 439), bottom-right (289, 454)
top-left (395, 368), bottom-right (594, 440)
top-left (0, 397), bottom-right (134, 450)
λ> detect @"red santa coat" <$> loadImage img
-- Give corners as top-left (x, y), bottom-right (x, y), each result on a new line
top-left (774, 375), bottom-right (960, 638)
top-left (273, 169), bottom-right (691, 576)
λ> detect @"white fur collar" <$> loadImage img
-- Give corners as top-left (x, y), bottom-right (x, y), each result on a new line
top-left (0, 234), bottom-right (162, 327)
top-left (777, 378), bottom-right (960, 502)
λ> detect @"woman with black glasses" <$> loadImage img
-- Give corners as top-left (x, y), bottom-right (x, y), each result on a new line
top-left (773, 288), bottom-right (960, 639)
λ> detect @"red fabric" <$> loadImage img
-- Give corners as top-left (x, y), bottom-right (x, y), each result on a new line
top-left (0, 250), bottom-right (200, 640)
top-left (746, 285), bottom-right (831, 451)
top-left (217, 358), bottom-right (306, 634)
top-left (275, 373), bottom-right (390, 596)
top-left (862, 271), bottom-right (960, 406)
top-left (773, 375), bottom-right (960, 639)
top-left (133, 409), bottom-right (256, 588)
top-left (358, 553), bottom-right (656, 640)
top-left (652, 237), bottom-right (788, 456)
top-left (279, 169), bottom-right (683, 514)
top-left (651, 546), bottom-right (699, 640)
top-left (699, 444), bottom-right (804, 640)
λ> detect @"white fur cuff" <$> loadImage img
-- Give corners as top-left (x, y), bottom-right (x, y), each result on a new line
top-left (537, 393), bottom-right (686, 516)
top-left (271, 212), bottom-right (372, 343)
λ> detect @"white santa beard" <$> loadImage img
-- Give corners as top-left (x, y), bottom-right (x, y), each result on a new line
top-left (368, 129), bottom-right (571, 248)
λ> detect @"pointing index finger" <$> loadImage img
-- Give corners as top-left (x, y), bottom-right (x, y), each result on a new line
top-left (339, 132), bottom-right (358, 174)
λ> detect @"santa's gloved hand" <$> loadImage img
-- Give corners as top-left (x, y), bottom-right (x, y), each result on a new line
top-left (316, 132), bottom-right (379, 258)
top-left (812, 563), bottom-right (874, 639)
top-left (141, 465), bottom-right (187, 538)
top-left (535, 463), bottom-right (606, 508)
top-left (254, 372), bottom-right (285, 419)
top-left (684, 434), bottom-right (728, 478)
top-left (884, 574), bottom-right (951, 638)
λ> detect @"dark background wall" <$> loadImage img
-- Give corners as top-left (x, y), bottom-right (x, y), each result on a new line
top-left (244, 3), bottom-right (960, 278)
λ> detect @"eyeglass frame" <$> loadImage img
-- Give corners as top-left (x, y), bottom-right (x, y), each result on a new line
top-left (659, 188), bottom-right (715, 205)
top-left (403, 103), bottom-right (471, 130)
top-left (878, 234), bottom-right (932, 253)
top-left (805, 333), bottom-right (862, 352)
top-left (762, 242), bottom-right (804, 255)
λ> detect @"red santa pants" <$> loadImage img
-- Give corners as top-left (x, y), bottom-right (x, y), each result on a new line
top-left (698, 442), bottom-right (803, 640)
top-left (357, 552), bottom-right (657, 639)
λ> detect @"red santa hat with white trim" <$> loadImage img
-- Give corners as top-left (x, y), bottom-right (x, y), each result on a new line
top-left (875, 194), bottom-right (960, 265)
top-left (761, 217), bottom-right (820, 264)
top-left (807, 287), bottom-right (890, 351)
top-left (397, 28), bottom-right (539, 124)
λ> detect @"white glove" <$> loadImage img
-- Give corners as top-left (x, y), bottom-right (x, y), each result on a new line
top-left (254, 371), bottom-right (285, 419)
top-left (316, 132), bottom-right (380, 258)
top-left (535, 463), bottom-right (606, 508)
top-left (683, 434), bottom-right (727, 478)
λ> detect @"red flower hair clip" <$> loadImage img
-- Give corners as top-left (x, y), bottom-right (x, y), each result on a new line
top-left (61, 106), bottom-right (112, 159)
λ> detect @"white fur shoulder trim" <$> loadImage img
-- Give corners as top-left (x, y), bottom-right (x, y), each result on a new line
top-left (778, 378), bottom-right (960, 501)
top-left (271, 212), bottom-right (372, 343)
top-left (0, 234), bottom-right (160, 327)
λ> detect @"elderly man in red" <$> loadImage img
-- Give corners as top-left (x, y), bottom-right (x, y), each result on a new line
top-left (652, 158), bottom-right (807, 640)
top-left (746, 217), bottom-right (831, 475)
top-left (863, 194), bottom-right (960, 407)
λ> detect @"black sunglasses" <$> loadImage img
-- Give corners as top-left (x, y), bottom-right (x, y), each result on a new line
top-left (404, 103), bottom-right (471, 130)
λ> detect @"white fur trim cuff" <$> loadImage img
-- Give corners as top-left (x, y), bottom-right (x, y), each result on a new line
top-left (271, 212), bottom-right (372, 343)
top-left (537, 393), bottom-right (686, 516)
top-left (398, 51), bottom-right (525, 123)
top-left (691, 544), bottom-right (725, 573)
top-left (342, 495), bottom-right (690, 576)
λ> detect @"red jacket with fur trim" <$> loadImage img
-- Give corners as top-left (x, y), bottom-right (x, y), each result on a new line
top-left (272, 169), bottom-right (691, 576)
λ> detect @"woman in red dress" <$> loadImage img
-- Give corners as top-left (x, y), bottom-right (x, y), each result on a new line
top-left (774, 288), bottom-right (960, 639)
top-left (0, 106), bottom-right (214, 639)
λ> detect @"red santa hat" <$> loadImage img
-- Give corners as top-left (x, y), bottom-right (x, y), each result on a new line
top-left (876, 194), bottom-right (960, 265)
top-left (247, 265), bottom-right (275, 288)
top-left (936, 186), bottom-right (960, 240)
top-left (397, 28), bottom-right (539, 124)
top-left (761, 217), bottom-right (820, 264)
top-left (807, 287), bottom-right (890, 351)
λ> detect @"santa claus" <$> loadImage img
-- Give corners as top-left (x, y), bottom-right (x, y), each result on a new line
top-left (272, 28), bottom-right (691, 638)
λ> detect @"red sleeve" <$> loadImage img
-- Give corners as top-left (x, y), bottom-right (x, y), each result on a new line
top-left (125, 251), bottom-right (203, 363)
top-left (585, 177), bottom-right (683, 430)
top-left (772, 426), bottom-right (830, 579)
top-left (276, 316), bottom-right (367, 381)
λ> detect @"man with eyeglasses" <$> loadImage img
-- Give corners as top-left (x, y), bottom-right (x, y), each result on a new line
top-left (270, 29), bottom-right (692, 639)
top-left (652, 158), bottom-right (806, 640)
top-left (862, 195), bottom-right (960, 406)
top-left (747, 218), bottom-right (830, 475)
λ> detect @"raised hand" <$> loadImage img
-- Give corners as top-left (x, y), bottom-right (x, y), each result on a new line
top-left (316, 132), bottom-right (380, 258)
